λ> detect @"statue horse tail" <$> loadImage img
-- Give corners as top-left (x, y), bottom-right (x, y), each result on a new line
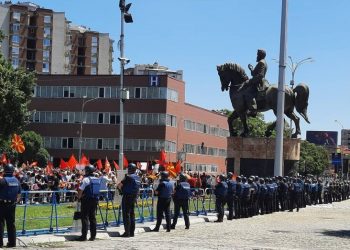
top-left (293, 83), bottom-right (310, 124)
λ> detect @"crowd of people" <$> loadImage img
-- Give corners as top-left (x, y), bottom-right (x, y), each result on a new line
top-left (1, 160), bottom-right (350, 246)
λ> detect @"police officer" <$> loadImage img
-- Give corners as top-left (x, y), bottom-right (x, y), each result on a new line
top-left (76, 165), bottom-right (101, 241)
top-left (171, 173), bottom-right (191, 229)
top-left (226, 172), bottom-right (236, 220)
top-left (234, 176), bottom-right (243, 219)
top-left (0, 164), bottom-right (21, 248)
top-left (152, 171), bottom-right (174, 232)
top-left (117, 163), bottom-right (141, 237)
top-left (214, 174), bottom-right (227, 222)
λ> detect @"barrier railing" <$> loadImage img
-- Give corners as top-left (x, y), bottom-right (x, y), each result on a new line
top-left (16, 186), bottom-right (217, 236)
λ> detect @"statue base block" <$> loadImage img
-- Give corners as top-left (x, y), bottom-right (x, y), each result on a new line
top-left (226, 137), bottom-right (300, 177)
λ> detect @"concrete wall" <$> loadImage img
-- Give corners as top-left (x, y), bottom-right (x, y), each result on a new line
top-left (98, 33), bottom-right (111, 74)
top-left (226, 137), bottom-right (301, 176)
top-left (0, 5), bottom-right (10, 58)
top-left (51, 12), bottom-right (66, 74)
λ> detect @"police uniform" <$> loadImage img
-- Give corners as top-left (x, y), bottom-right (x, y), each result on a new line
top-left (0, 169), bottom-right (21, 248)
top-left (171, 180), bottom-right (191, 229)
top-left (120, 173), bottom-right (141, 237)
top-left (226, 179), bottom-right (237, 220)
top-left (78, 172), bottom-right (101, 241)
top-left (153, 174), bottom-right (174, 232)
top-left (214, 177), bottom-right (227, 222)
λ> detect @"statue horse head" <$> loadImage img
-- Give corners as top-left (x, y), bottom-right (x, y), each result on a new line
top-left (217, 63), bottom-right (249, 92)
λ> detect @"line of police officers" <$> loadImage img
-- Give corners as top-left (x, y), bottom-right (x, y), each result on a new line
top-left (2, 162), bottom-right (350, 245)
top-left (214, 172), bottom-right (350, 221)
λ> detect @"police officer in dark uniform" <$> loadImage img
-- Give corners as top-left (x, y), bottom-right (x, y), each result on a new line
top-left (152, 171), bottom-right (174, 232)
top-left (234, 176), bottom-right (243, 219)
top-left (0, 164), bottom-right (21, 248)
top-left (171, 173), bottom-right (191, 229)
top-left (214, 174), bottom-right (227, 222)
top-left (226, 172), bottom-right (236, 220)
top-left (117, 163), bottom-right (141, 237)
top-left (76, 165), bottom-right (101, 241)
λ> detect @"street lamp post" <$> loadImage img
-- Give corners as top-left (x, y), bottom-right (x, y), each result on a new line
top-left (79, 96), bottom-right (99, 162)
top-left (287, 56), bottom-right (313, 131)
top-left (118, 0), bottom-right (133, 169)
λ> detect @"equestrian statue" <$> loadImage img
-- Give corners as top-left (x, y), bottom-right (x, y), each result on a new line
top-left (217, 49), bottom-right (310, 138)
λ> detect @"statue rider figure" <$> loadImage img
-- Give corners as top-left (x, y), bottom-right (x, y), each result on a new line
top-left (246, 49), bottom-right (268, 116)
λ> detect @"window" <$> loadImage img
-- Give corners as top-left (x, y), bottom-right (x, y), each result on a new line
top-left (98, 113), bottom-right (104, 124)
top-left (62, 138), bottom-right (68, 148)
top-left (11, 35), bottom-right (20, 44)
top-left (110, 114), bottom-right (116, 124)
top-left (62, 112), bottom-right (68, 123)
top-left (12, 12), bottom-right (21, 22)
top-left (43, 50), bottom-right (50, 61)
top-left (68, 138), bottom-right (73, 148)
top-left (63, 87), bottom-right (69, 97)
top-left (91, 67), bottom-right (97, 75)
top-left (92, 36), bottom-right (98, 47)
top-left (97, 138), bottom-right (103, 149)
top-left (44, 27), bottom-right (51, 37)
top-left (42, 62), bottom-right (50, 73)
top-left (91, 56), bottom-right (97, 64)
top-left (11, 58), bottom-right (19, 69)
top-left (11, 23), bottom-right (20, 32)
top-left (91, 46), bottom-right (97, 55)
top-left (44, 15), bottom-right (51, 24)
top-left (99, 87), bottom-right (104, 98)
top-left (43, 38), bottom-right (51, 46)
top-left (166, 114), bottom-right (177, 127)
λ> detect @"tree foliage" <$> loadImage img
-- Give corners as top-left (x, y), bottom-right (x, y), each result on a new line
top-left (17, 131), bottom-right (50, 167)
top-left (0, 38), bottom-right (36, 140)
top-left (299, 140), bottom-right (329, 176)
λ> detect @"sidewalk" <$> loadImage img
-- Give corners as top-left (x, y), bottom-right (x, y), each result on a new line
top-left (12, 213), bottom-right (219, 247)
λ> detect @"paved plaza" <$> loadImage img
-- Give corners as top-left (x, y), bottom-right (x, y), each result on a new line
top-left (21, 199), bottom-right (350, 250)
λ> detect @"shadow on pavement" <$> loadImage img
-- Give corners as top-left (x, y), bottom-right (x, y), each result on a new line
top-left (321, 230), bottom-right (350, 239)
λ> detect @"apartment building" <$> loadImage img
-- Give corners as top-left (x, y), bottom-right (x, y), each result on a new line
top-left (0, 2), bottom-right (113, 74)
top-left (27, 64), bottom-right (229, 173)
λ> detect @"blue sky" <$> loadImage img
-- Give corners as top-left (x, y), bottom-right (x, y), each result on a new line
top-left (33, 0), bottom-right (350, 141)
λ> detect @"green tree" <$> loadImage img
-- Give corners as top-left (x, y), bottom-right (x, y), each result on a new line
top-left (0, 35), bottom-right (35, 141)
top-left (17, 131), bottom-right (50, 167)
top-left (299, 140), bottom-right (328, 176)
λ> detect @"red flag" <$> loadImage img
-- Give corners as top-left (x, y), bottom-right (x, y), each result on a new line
top-left (123, 155), bottom-right (129, 168)
top-left (175, 160), bottom-right (181, 174)
top-left (45, 161), bottom-right (53, 175)
top-left (104, 157), bottom-right (111, 173)
top-left (59, 159), bottom-right (68, 170)
top-left (30, 161), bottom-right (38, 167)
top-left (11, 134), bottom-right (25, 153)
top-left (96, 159), bottom-right (103, 170)
top-left (67, 154), bottom-right (78, 170)
top-left (1, 153), bottom-right (8, 164)
top-left (80, 154), bottom-right (90, 165)
top-left (113, 160), bottom-right (120, 170)
top-left (159, 149), bottom-right (167, 165)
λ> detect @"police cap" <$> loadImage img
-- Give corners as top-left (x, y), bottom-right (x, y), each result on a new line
top-left (4, 164), bottom-right (15, 174)
top-left (127, 163), bottom-right (137, 174)
top-left (160, 171), bottom-right (169, 180)
top-left (84, 165), bottom-right (95, 176)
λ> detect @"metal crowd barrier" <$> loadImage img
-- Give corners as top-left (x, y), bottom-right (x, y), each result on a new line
top-left (15, 186), bottom-right (219, 236)
top-left (16, 188), bottom-right (155, 236)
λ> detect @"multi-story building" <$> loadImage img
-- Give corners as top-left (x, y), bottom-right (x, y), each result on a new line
top-left (0, 2), bottom-right (113, 74)
top-left (27, 64), bottom-right (229, 174)
top-left (341, 129), bottom-right (350, 149)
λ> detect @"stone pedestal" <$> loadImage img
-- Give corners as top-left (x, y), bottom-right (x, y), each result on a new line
top-left (226, 137), bottom-right (300, 176)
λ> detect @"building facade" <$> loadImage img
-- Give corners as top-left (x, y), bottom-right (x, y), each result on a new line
top-left (341, 129), bottom-right (350, 149)
top-left (0, 2), bottom-right (113, 74)
top-left (27, 65), bottom-right (229, 174)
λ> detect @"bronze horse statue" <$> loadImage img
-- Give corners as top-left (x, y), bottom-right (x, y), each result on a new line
top-left (217, 63), bottom-right (310, 138)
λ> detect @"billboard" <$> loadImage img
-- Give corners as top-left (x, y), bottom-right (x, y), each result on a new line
top-left (306, 131), bottom-right (338, 146)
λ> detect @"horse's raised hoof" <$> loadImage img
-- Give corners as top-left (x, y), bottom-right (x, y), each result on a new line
top-left (291, 133), bottom-right (299, 139)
